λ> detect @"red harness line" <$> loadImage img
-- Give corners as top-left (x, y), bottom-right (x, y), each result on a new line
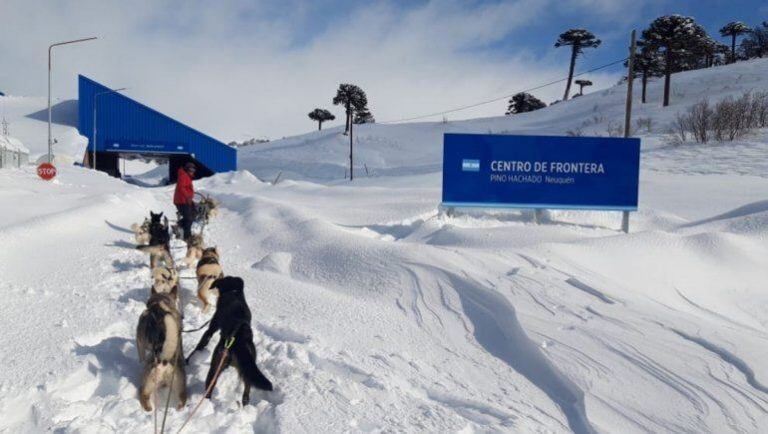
top-left (176, 337), bottom-right (235, 434)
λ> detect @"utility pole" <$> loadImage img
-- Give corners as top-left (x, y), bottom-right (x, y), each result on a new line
top-left (349, 109), bottom-right (354, 181)
top-left (1, 97), bottom-right (7, 138)
top-left (48, 37), bottom-right (97, 164)
top-left (622, 29), bottom-right (637, 234)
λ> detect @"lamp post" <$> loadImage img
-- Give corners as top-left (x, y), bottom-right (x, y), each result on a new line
top-left (92, 87), bottom-right (127, 171)
top-left (48, 37), bottom-right (97, 164)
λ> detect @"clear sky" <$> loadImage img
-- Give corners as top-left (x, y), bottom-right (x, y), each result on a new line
top-left (1, 0), bottom-right (766, 141)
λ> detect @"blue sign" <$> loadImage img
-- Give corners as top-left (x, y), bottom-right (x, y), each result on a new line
top-left (442, 133), bottom-right (640, 210)
top-left (104, 139), bottom-right (188, 154)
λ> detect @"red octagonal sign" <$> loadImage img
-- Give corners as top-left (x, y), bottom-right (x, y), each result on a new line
top-left (37, 163), bottom-right (57, 181)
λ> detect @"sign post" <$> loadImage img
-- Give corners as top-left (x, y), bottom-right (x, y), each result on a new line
top-left (442, 133), bottom-right (640, 227)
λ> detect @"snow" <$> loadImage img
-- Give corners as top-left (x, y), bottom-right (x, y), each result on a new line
top-left (0, 96), bottom-right (85, 161)
top-left (1, 58), bottom-right (768, 433)
top-left (240, 58), bottom-right (768, 183)
top-left (0, 135), bottom-right (29, 154)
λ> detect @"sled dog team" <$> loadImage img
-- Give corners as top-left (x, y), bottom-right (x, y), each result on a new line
top-left (133, 208), bottom-right (273, 414)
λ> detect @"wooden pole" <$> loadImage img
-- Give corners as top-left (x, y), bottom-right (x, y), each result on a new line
top-left (622, 29), bottom-right (636, 234)
top-left (349, 111), bottom-right (354, 181)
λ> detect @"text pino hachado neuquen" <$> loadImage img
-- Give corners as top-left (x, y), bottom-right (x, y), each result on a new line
top-left (488, 160), bottom-right (605, 185)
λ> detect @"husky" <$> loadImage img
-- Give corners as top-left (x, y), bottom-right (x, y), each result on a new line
top-left (182, 233), bottom-right (205, 268)
top-left (152, 266), bottom-right (179, 296)
top-left (186, 276), bottom-right (273, 405)
top-left (131, 218), bottom-right (151, 245)
top-left (196, 247), bottom-right (223, 312)
top-left (136, 212), bottom-right (174, 269)
top-left (196, 194), bottom-right (219, 224)
top-left (136, 292), bottom-right (187, 411)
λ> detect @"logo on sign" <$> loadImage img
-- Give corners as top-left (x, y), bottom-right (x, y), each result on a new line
top-left (461, 159), bottom-right (480, 172)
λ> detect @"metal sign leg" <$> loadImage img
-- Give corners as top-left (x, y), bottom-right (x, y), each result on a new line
top-left (621, 211), bottom-right (630, 233)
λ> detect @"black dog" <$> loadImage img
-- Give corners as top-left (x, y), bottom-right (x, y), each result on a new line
top-left (186, 276), bottom-right (273, 405)
top-left (136, 211), bottom-right (174, 268)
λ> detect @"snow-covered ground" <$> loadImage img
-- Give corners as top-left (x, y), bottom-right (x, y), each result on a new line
top-left (1, 59), bottom-right (767, 433)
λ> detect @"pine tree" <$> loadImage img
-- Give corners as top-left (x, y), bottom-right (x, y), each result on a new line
top-left (555, 29), bottom-right (601, 101)
top-left (741, 21), bottom-right (768, 59)
top-left (308, 108), bottom-right (336, 130)
top-left (353, 108), bottom-right (375, 124)
top-left (700, 36), bottom-right (731, 68)
top-left (628, 43), bottom-right (663, 103)
top-left (641, 15), bottom-right (708, 106)
top-left (505, 93), bottom-right (547, 115)
top-left (333, 84), bottom-right (368, 135)
top-left (720, 21), bottom-right (751, 63)
top-left (574, 79), bottom-right (593, 96)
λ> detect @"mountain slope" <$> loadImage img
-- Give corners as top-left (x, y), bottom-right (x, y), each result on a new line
top-left (240, 58), bottom-right (768, 181)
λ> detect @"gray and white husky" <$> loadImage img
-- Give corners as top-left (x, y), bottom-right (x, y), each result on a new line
top-left (152, 266), bottom-right (179, 296)
top-left (136, 212), bottom-right (174, 269)
top-left (136, 292), bottom-right (187, 411)
top-left (131, 218), bottom-right (151, 245)
top-left (196, 247), bottom-right (223, 313)
top-left (182, 233), bottom-right (205, 268)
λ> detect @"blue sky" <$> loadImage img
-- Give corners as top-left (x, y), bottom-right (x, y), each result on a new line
top-left (493, 0), bottom-right (767, 69)
top-left (1, 0), bottom-right (766, 139)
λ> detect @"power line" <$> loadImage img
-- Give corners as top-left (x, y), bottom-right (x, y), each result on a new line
top-left (380, 57), bottom-right (629, 124)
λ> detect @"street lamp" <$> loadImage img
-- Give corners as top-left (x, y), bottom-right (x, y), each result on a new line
top-left (48, 37), bottom-right (97, 164)
top-left (92, 87), bottom-right (127, 171)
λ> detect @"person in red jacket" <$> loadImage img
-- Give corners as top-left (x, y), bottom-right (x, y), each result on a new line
top-left (174, 162), bottom-right (196, 241)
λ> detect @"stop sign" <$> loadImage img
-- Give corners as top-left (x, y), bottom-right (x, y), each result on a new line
top-left (37, 163), bottom-right (57, 181)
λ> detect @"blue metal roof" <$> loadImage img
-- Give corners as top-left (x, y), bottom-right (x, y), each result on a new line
top-left (78, 75), bottom-right (236, 174)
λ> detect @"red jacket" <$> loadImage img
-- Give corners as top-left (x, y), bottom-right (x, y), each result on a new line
top-left (174, 168), bottom-right (194, 205)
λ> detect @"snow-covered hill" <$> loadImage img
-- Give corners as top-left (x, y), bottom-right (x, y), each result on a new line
top-left (241, 58), bottom-right (768, 181)
top-left (1, 59), bottom-right (767, 433)
top-left (0, 97), bottom-right (84, 161)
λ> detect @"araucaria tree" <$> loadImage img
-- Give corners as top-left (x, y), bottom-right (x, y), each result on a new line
top-left (308, 108), bottom-right (335, 130)
top-left (574, 79), bottom-right (593, 96)
top-left (353, 108), bottom-right (375, 124)
top-left (741, 21), bottom-right (768, 59)
top-left (555, 29), bottom-right (601, 101)
top-left (720, 21), bottom-right (751, 63)
top-left (506, 92), bottom-right (547, 115)
top-left (642, 15), bottom-right (708, 107)
top-left (630, 45), bottom-right (663, 103)
top-left (333, 84), bottom-right (368, 135)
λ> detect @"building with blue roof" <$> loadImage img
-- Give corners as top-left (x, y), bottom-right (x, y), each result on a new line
top-left (78, 75), bottom-right (236, 182)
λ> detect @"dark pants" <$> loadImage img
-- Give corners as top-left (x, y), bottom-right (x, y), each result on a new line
top-left (176, 203), bottom-right (193, 240)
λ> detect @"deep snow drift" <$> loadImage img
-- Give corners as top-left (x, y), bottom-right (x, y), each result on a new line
top-left (1, 59), bottom-right (767, 433)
